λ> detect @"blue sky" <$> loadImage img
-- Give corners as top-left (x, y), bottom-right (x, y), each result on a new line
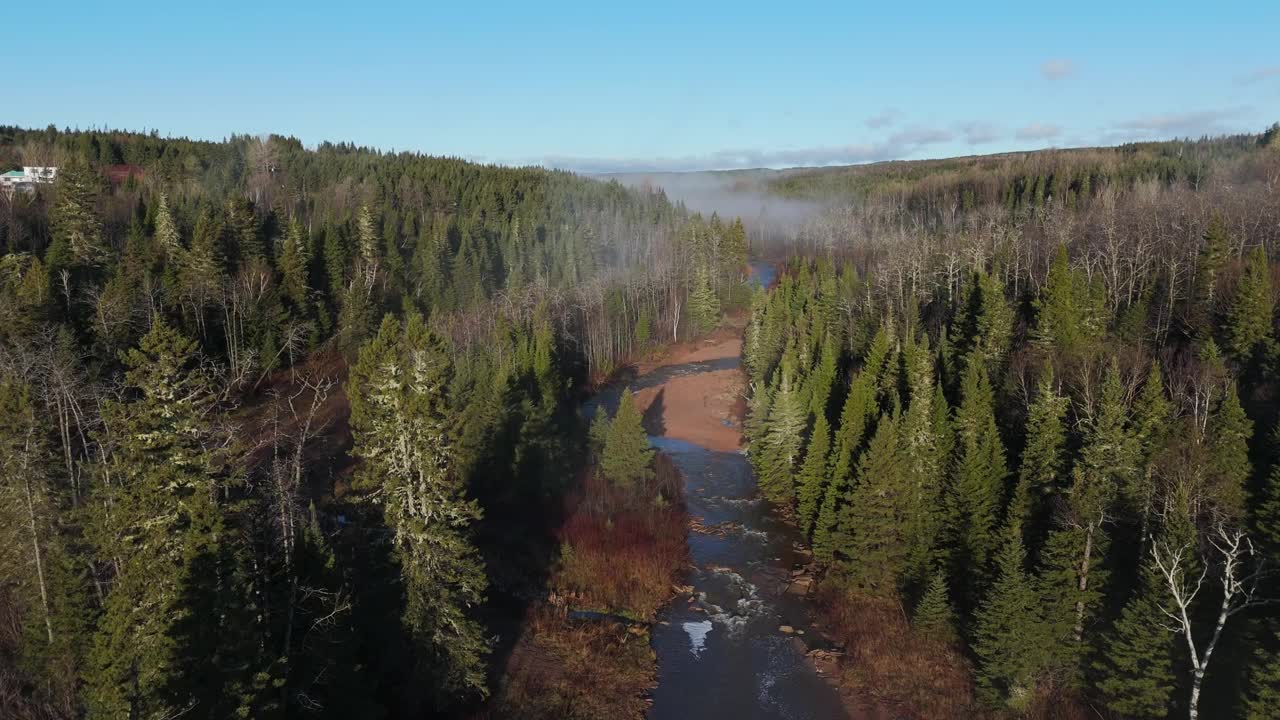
top-left (6, 1), bottom-right (1279, 172)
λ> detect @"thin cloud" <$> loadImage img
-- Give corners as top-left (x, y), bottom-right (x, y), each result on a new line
top-left (864, 109), bottom-right (900, 129)
top-left (1114, 109), bottom-right (1243, 137)
top-left (1041, 59), bottom-right (1075, 81)
top-left (1016, 123), bottom-right (1063, 141)
top-left (542, 126), bottom-right (961, 173)
top-left (1237, 65), bottom-right (1280, 84)
top-left (887, 126), bottom-right (954, 145)
top-left (957, 121), bottom-right (1002, 145)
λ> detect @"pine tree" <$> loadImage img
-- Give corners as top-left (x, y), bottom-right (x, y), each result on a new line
top-left (1206, 383), bottom-right (1253, 522)
top-left (759, 368), bottom-right (807, 505)
top-left (600, 388), bottom-right (654, 491)
top-left (913, 569), bottom-right (957, 645)
top-left (688, 263), bottom-right (721, 335)
top-left (814, 336), bottom-right (888, 563)
top-left (46, 158), bottom-right (106, 275)
top-left (1036, 364), bottom-right (1133, 678)
top-left (85, 321), bottom-right (235, 718)
top-left (1245, 627), bottom-right (1280, 720)
top-left (1095, 558), bottom-right (1176, 719)
top-left (807, 332), bottom-right (839, 418)
top-left (1197, 213), bottom-right (1230, 309)
top-left (1036, 466), bottom-right (1110, 682)
top-left (225, 197), bottom-right (264, 266)
top-left (1225, 246), bottom-right (1275, 362)
top-left (347, 314), bottom-right (489, 703)
top-left (899, 333), bottom-right (943, 586)
top-left (277, 218), bottom-right (310, 315)
top-left (795, 413), bottom-right (832, 537)
top-left (948, 361), bottom-right (1008, 593)
top-left (828, 329), bottom-right (890, 485)
top-left (838, 411), bottom-right (909, 594)
top-left (955, 270), bottom-right (1013, 372)
top-left (1014, 368), bottom-right (1069, 538)
top-left (743, 378), bottom-right (773, 466)
top-left (154, 192), bottom-right (183, 268)
top-left (1130, 363), bottom-right (1173, 539)
top-left (588, 406), bottom-right (612, 462)
top-left (973, 524), bottom-right (1048, 710)
top-left (1257, 421), bottom-right (1280, 555)
top-left (1032, 245), bottom-right (1104, 352)
top-left (355, 204), bottom-right (381, 290)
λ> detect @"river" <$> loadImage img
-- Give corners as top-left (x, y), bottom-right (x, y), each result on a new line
top-left (589, 261), bottom-right (850, 719)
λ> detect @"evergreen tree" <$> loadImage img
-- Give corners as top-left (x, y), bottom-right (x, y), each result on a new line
top-left (277, 218), bottom-right (310, 315)
top-left (355, 204), bottom-right (381, 290)
top-left (807, 332), bottom-right (840, 419)
top-left (688, 263), bottom-right (722, 335)
top-left (1014, 368), bottom-right (1069, 540)
top-left (973, 513), bottom-right (1048, 709)
top-left (955, 270), bottom-right (1013, 372)
top-left (838, 411), bottom-right (909, 593)
top-left (743, 377), bottom-right (773, 466)
top-left (828, 328), bottom-right (890, 485)
top-left (1036, 364), bottom-right (1134, 678)
top-left (1130, 362), bottom-right (1174, 535)
top-left (1095, 558), bottom-right (1176, 719)
top-left (1256, 421), bottom-right (1280, 555)
top-left (1032, 245), bottom-right (1104, 352)
top-left (1245, 628), bottom-right (1280, 720)
top-left (600, 388), bottom-right (655, 491)
top-left (913, 568), bottom-right (957, 645)
top-left (899, 333), bottom-right (943, 586)
top-left (225, 197), bottom-right (263, 266)
top-left (1037, 466), bottom-right (1110, 681)
top-left (85, 321), bottom-right (237, 718)
top-left (588, 406), bottom-right (612, 462)
top-left (759, 367), bottom-right (807, 505)
top-left (947, 361), bottom-right (1008, 592)
top-left (795, 413), bottom-right (832, 537)
top-left (1225, 245), bottom-right (1275, 362)
top-left (1206, 383), bottom-right (1253, 522)
top-left (814, 334), bottom-right (888, 563)
top-left (347, 314), bottom-right (489, 703)
top-left (154, 192), bottom-right (183, 268)
top-left (1196, 213), bottom-right (1231, 311)
top-left (46, 158), bottom-right (106, 275)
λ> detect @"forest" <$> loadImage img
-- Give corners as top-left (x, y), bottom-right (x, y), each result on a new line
top-left (742, 126), bottom-right (1280, 718)
top-left (4, 119), bottom-right (1280, 720)
top-left (0, 126), bottom-right (745, 719)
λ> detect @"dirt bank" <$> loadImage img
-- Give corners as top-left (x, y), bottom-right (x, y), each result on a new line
top-left (635, 313), bottom-right (747, 373)
top-left (633, 369), bottom-right (743, 453)
top-left (630, 315), bottom-right (749, 453)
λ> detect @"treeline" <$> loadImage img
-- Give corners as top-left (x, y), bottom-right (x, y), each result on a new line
top-left (1, 125), bottom-right (748, 376)
top-left (743, 132), bottom-right (1280, 718)
top-left (770, 127), bottom-right (1279, 226)
top-left (0, 127), bottom-right (744, 718)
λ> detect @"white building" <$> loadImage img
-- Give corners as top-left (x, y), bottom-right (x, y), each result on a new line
top-left (0, 166), bottom-right (58, 193)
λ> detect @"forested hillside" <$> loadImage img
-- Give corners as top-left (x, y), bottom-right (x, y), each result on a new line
top-left (0, 126), bottom-right (746, 718)
top-left (742, 126), bottom-right (1280, 718)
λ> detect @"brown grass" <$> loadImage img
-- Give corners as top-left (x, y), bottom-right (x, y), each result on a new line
top-left (552, 455), bottom-right (689, 620)
top-left (814, 582), bottom-right (982, 720)
top-left (476, 453), bottom-right (690, 718)
top-left (479, 607), bottom-right (656, 720)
